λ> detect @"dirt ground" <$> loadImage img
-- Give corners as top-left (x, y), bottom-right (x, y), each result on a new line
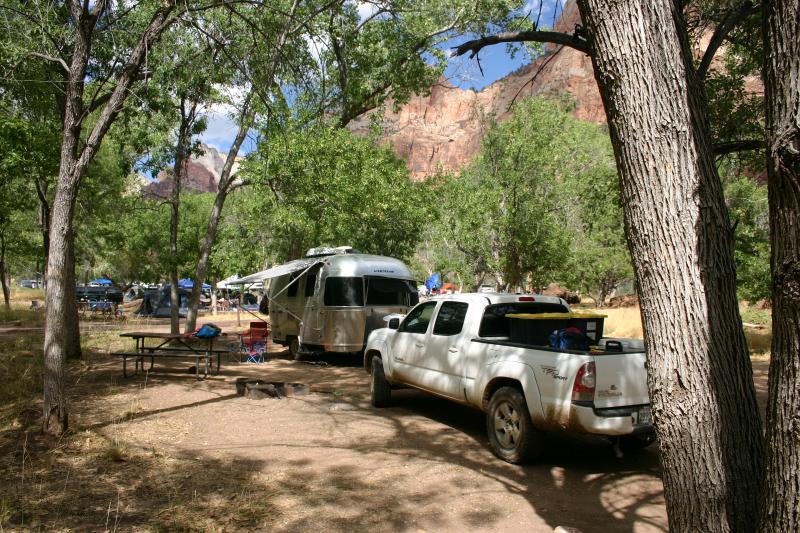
top-left (0, 314), bottom-right (771, 533)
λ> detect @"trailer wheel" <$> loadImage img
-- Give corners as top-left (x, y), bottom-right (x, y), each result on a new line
top-left (486, 386), bottom-right (543, 464)
top-left (288, 336), bottom-right (301, 360)
top-left (370, 357), bottom-right (391, 407)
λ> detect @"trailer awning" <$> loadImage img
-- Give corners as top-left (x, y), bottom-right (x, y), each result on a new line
top-left (236, 258), bottom-right (324, 284)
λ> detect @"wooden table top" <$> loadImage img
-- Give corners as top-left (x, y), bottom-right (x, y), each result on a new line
top-left (120, 331), bottom-right (231, 339)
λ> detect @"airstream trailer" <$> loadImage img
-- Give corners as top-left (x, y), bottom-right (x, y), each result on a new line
top-left (241, 247), bottom-right (418, 358)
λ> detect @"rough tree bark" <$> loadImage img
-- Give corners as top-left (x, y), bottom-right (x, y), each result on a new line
top-left (43, 4), bottom-right (177, 435)
top-left (760, 0), bottom-right (800, 530)
top-left (574, 2), bottom-right (764, 530)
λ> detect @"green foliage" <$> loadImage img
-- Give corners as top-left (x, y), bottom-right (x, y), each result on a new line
top-left (720, 164), bottom-right (771, 303)
top-left (432, 97), bottom-right (632, 297)
top-left (240, 125), bottom-right (428, 265)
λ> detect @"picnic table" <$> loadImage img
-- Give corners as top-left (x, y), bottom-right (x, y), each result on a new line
top-left (114, 331), bottom-right (231, 379)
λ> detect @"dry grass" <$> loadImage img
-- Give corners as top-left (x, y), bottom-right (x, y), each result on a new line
top-left (0, 336), bottom-right (43, 432)
top-left (583, 304), bottom-right (772, 360)
top-left (0, 307), bottom-right (46, 327)
top-left (596, 307), bottom-right (644, 339)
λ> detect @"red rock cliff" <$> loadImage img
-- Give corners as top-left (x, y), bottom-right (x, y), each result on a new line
top-left (348, 1), bottom-right (603, 180)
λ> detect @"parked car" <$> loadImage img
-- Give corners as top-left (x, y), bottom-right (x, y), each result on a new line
top-left (364, 292), bottom-right (654, 463)
top-left (19, 279), bottom-right (40, 289)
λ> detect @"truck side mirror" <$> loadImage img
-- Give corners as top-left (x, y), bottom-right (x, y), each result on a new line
top-left (388, 318), bottom-right (400, 330)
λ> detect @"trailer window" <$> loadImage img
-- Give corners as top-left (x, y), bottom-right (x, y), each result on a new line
top-left (479, 302), bottom-right (569, 338)
top-left (365, 277), bottom-right (419, 306)
top-left (304, 272), bottom-right (317, 297)
top-left (324, 277), bottom-right (364, 306)
top-left (286, 274), bottom-right (300, 298)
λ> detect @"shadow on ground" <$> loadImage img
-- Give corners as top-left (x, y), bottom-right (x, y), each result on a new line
top-left (1, 344), bottom-right (666, 532)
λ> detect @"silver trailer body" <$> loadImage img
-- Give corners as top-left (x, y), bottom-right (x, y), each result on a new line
top-left (263, 253), bottom-right (418, 355)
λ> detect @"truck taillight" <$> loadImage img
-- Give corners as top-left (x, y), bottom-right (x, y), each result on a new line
top-left (572, 361), bottom-right (596, 402)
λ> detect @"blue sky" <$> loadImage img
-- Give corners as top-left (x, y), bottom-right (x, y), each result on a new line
top-left (199, 0), bottom-right (564, 154)
top-left (198, 49), bottom-right (528, 155)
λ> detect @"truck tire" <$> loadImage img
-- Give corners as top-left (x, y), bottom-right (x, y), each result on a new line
top-left (486, 386), bottom-right (543, 464)
top-left (370, 357), bottom-right (391, 407)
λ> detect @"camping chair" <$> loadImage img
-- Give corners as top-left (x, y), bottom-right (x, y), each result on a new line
top-left (239, 321), bottom-right (270, 363)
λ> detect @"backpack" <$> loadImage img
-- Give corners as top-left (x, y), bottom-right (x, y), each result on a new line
top-left (195, 323), bottom-right (222, 338)
top-left (549, 326), bottom-right (591, 351)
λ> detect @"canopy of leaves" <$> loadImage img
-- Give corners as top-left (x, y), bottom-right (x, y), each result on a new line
top-left (430, 97), bottom-right (632, 298)
top-left (239, 124), bottom-right (428, 266)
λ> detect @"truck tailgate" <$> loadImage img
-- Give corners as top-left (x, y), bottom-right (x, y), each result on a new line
top-left (592, 352), bottom-right (649, 408)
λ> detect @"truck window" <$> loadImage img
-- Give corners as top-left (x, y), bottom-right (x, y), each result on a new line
top-left (324, 277), bottom-right (364, 306)
top-left (433, 302), bottom-right (469, 336)
top-left (365, 277), bottom-right (419, 306)
top-left (479, 302), bottom-right (569, 338)
top-left (399, 301), bottom-right (437, 334)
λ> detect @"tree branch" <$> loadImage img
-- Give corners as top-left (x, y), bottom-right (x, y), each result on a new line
top-left (29, 52), bottom-right (69, 74)
top-left (452, 30), bottom-right (590, 59)
top-left (697, 1), bottom-right (760, 81)
top-left (713, 139), bottom-right (765, 156)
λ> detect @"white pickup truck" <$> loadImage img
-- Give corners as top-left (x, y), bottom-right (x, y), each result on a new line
top-left (364, 293), bottom-right (655, 463)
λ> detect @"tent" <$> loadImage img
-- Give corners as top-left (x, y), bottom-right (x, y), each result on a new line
top-left (217, 274), bottom-right (240, 289)
top-left (89, 278), bottom-right (113, 285)
top-left (177, 278), bottom-right (211, 289)
top-left (425, 273), bottom-right (442, 291)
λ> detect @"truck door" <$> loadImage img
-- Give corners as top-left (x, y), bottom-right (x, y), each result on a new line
top-left (389, 300), bottom-right (438, 384)
top-left (415, 301), bottom-right (470, 399)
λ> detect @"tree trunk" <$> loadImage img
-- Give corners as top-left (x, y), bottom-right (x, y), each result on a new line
top-left (576, 1), bottom-right (764, 531)
top-left (184, 180), bottom-right (232, 332)
top-left (0, 232), bottom-right (10, 311)
top-left (184, 104), bottom-right (256, 332)
top-left (43, 5), bottom-right (177, 435)
top-left (169, 155), bottom-right (185, 335)
top-left (35, 177), bottom-right (51, 286)
top-left (760, 1), bottom-right (800, 530)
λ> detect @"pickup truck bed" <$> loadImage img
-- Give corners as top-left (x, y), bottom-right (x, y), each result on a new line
top-left (365, 293), bottom-right (655, 464)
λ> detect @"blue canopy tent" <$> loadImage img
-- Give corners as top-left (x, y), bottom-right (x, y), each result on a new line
top-left (425, 273), bottom-right (442, 291)
top-left (89, 278), bottom-right (113, 285)
top-left (178, 278), bottom-right (211, 289)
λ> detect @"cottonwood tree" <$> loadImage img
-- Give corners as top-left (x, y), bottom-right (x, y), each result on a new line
top-left (182, 0), bottom-right (304, 333)
top-left (454, 1), bottom-right (765, 530)
top-left (761, 0), bottom-right (800, 530)
top-left (2, 0), bottom-right (230, 435)
top-left (181, 0), bottom-right (517, 330)
top-left (240, 123), bottom-right (428, 261)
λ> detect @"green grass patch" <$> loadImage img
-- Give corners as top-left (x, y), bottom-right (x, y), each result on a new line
top-left (0, 335), bottom-right (43, 430)
top-left (740, 306), bottom-right (772, 327)
top-left (0, 307), bottom-right (46, 326)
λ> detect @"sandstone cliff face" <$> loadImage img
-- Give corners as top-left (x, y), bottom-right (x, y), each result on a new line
top-left (143, 143), bottom-right (239, 198)
top-left (348, 1), bottom-right (603, 180)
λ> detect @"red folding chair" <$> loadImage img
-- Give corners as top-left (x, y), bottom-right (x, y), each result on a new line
top-left (239, 321), bottom-right (270, 363)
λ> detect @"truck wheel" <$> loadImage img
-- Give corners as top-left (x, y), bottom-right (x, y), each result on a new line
top-left (289, 337), bottom-right (302, 360)
top-left (487, 386), bottom-right (542, 464)
top-left (619, 431), bottom-right (657, 451)
top-left (370, 357), bottom-right (391, 407)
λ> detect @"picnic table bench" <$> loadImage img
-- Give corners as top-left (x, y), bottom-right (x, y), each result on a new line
top-left (113, 331), bottom-right (232, 379)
